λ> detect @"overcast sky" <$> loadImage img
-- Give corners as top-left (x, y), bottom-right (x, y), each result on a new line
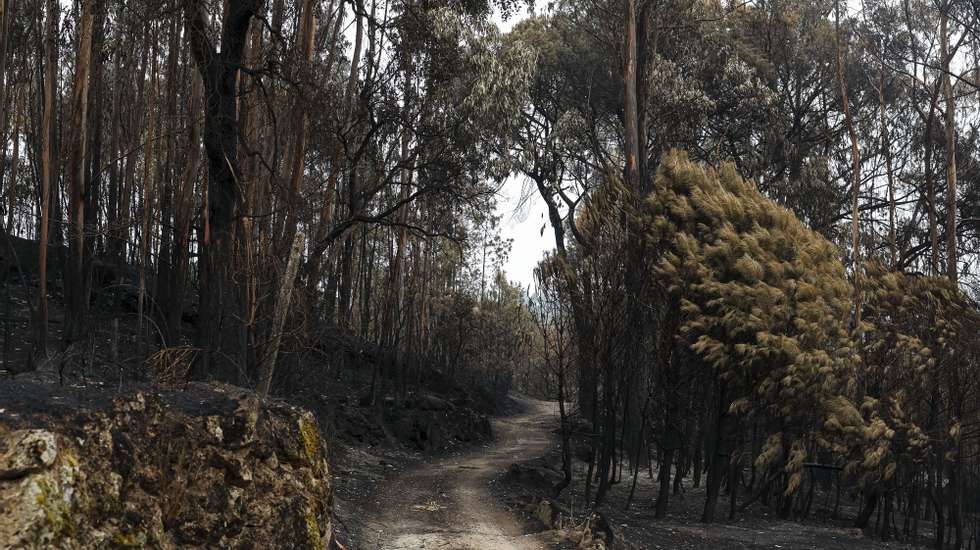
top-left (494, 176), bottom-right (553, 289)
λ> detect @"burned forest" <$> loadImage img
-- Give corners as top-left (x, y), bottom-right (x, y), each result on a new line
top-left (3, 0), bottom-right (980, 548)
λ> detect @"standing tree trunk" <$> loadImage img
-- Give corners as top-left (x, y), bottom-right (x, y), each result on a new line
top-left (925, 107), bottom-right (939, 275)
top-left (165, 74), bottom-right (203, 345)
top-left (138, 40), bottom-right (159, 352)
top-left (306, 0), bottom-right (362, 298)
top-left (64, 0), bottom-right (95, 347)
top-left (702, 383), bottom-right (734, 523)
top-left (186, 0), bottom-right (263, 381)
top-left (6, 86), bottom-right (20, 232)
top-left (257, 231), bottom-right (305, 398)
top-left (940, 3), bottom-right (957, 283)
top-left (280, 0), bottom-right (315, 253)
top-left (83, 0), bottom-right (106, 334)
top-left (622, 0), bottom-right (640, 195)
top-left (0, 0), bottom-right (13, 210)
top-left (876, 67), bottom-right (897, 267)
top-left (154, 15), bottom-right (185, 347)
top-left (834, 0), bottom-right (861, 330)
top-left (32, 0), bottom-right (58, 367)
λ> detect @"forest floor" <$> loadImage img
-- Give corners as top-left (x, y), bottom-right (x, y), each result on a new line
top-left (334, 395), bottom-right (570, 549)
top-left (335, 392), bottom-right (928, 550)
top-left (500, 439), bottom-right (926, 550)
top-left (0, 255), bottom-right (929, 550)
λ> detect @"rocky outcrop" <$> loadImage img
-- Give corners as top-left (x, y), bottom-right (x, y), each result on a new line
top-left (0, 382), bottom-right (332, 549)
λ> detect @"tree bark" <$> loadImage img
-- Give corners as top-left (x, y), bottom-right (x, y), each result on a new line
top-left (306, 0), bottom-right (362, 296)
top-left (154, 15), bottom-right (185, 346)
top-left (876, 68), bottom-right (897, 267)
top-left (64, 0), bottom-right (95, 346)
top-left (137, 40), bottom-right (159, 351)
top-left (940, 2), bottom-right (957, 283)
top-left (702, 388), bottom-right (734, 523)
top-left (925, 108), bottom-right (939, 275)
top-left (257, 231), bottom-right (305, 398)
top-left (623, 0), bottom-right (640, 194)
top-left (6, 87), bottom-right (20, 232)
top-left (165, 74), bottom-right (203, 345)
top-left (0, 0), bottom-right (13, 212)
top-left (83, 0), bottom-right (106, 332)
top-left (834, 0), bottom-right (861, 330)
top-left (32, 0), bottom-right (58, 366)
top-left (280, 0), bottom-right (316, 252)
top-left (186, 0), bottom-right (263, 380)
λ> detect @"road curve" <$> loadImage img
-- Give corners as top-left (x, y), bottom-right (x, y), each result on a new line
top-left (361, 397), bottom-right (558, 549)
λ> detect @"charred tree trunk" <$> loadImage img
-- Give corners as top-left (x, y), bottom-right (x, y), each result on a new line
top-left (702, 385), bottom-right (734, 523)
top-left (165, 74), bottom-right (203, 345)
top-left (0, 0), bottom-right (13, 216)
top-left (64, 0), bottom-right (95, 348)
top-left (32, 0), bottom-right (58, 367)
top-left (186, 0), bottom-right (263, 380)
top-left (154, 15), bottom-right (184, 347)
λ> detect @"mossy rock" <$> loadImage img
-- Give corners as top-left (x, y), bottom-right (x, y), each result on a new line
top-left (0, 382), bottom-right (333, 549)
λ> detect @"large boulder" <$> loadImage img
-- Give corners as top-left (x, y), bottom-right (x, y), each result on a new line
top-left (0, 382), bottom-right (332, 549)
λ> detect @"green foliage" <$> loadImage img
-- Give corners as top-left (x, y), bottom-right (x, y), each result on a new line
top-left (643, 151), bottom-right (857, 485)
top-left (839, 265), bottom-right (980, 488)
top-left (422, 8), bottom-right (537, 180)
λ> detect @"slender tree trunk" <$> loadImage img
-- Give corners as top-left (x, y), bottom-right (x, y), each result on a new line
top-left (626, 395), bottom-right (650, 510)
top-left (594, 363), bottom-right (617, 506)
top-left (655, 446), bottom-right (674, 518)
top-left (166, 74), bottom-right (202, 345)
top-left (834, 0), bottom-right (861, 329)
top-left (702, 387), bottom-right (734, 523)
top-left (876, 68), bottom-right (897, 267)
top-left (555, 356), bottom-right (573, 498)
top-left (940, 3), bottom-right (957, 283)
top-left (280, 0), bottom-right (315, 252)
top-left (138, 40), bottom-right (159, 351)
top-left (32, 0), bottom-right (58, 367)
top-left (64, 0), bottom-right (95, 347)
top-left (306, 0), bottom-right (362, 295)
top-left (83, 0), bottom-right (105, 323)
top-left (655, 311), bottom-right (679, 518)
top-left (926, 108), bottom-right (939, 275)
top-left (186, 0), bottom-right (263, 380)
top-left (0, 0), bottom-right (13, 210)
top-left (623, 0), bottom-right (640, 194)
top-left (6, 88), bottom-right (20, 232)
top-left (693, 416), bottom-right (703, 488)
top-left (154, 15), bottom-right (184, 346)
top-left (257, 231), bottom-right (305, 398)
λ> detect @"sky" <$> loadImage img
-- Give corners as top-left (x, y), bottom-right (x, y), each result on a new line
top-left (492, 6), bottom-right (553, 290)
top-left (494, 176), bottom-right (554, 289)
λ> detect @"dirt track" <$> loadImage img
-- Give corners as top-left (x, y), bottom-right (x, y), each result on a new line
top-left (357, 397), bottom-right (560, 549)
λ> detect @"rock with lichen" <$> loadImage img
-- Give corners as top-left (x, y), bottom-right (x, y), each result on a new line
top-left (0, 381), bottom-right (332, 549)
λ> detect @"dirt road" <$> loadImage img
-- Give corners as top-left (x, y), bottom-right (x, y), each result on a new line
top-left (358, 397), bottom-right (560, 549)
